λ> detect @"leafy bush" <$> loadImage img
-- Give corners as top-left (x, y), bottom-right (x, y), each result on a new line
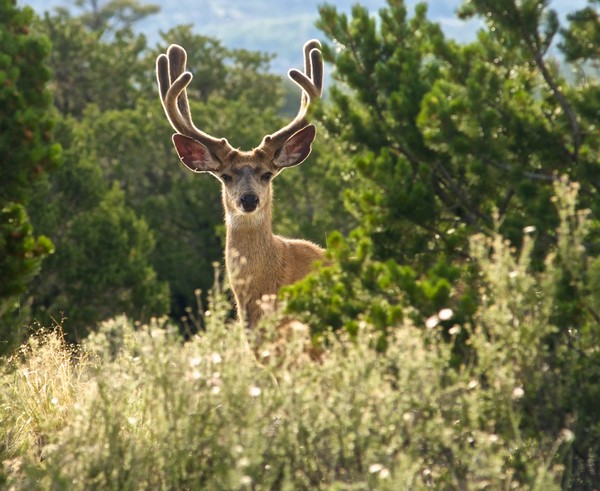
top-left (30, 181), bottom-right (170, 338)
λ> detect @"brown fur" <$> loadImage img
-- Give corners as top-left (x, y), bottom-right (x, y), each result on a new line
top-left (225, 190), bottom-right (324, 326)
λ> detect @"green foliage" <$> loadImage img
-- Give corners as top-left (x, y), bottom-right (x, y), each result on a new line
top-left (284, 231), bottom-right (475, 353)
top-left (312, 0), bottom-right (599, 266)
top-left (31, 177), bottom-right (170, 338)
top-left (286, 0), bottom-right (600, 367)
top-left (285, 176), bottom-right (600, 489)
top-left (58, 184), bottom-right (168, 331)
top-left (316, 1), bottom-right (451, 264)
top-left (284, 2), bottom-right (600, 486)
top-left (0, 0), bottom-right (61, 350)
top-left (0, 205), bottom-right (53, 302)
top-left (469, 178), bottom-right (600, 488)
top-left (74, 0), bottom-right (160, 34)
top-left (0, 0), bottom-right (60, 204)
top-left (27, 102), bottom-right (171, 334)
top-left (0, 204), bottom-right (54, 353)
top-left (559, 0), bottom-right (600, 64)
top-left (36, 6), bottom-right (149, 115)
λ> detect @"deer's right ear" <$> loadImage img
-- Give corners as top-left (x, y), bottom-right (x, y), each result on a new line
top-left (172, 134), bottom-right (221, 173)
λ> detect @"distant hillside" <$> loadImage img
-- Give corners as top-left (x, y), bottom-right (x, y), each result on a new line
top-left (20, 0), bottom-right (585, 75)
top-left (20, 0), bottom-right (482, 74)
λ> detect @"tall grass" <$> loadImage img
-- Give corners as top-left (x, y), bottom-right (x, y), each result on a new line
top-left (2, 179), bottom-right (593, 489)
top-left (0, 310), bottom-right (564, 488)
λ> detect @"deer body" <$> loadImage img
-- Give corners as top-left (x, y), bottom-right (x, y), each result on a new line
top-left (226, 213), bottom-right (324, 327)
top-left (157, 41), bottom-right (325, 327)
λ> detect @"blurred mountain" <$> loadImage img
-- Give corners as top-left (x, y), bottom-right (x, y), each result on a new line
top-left (20, 0), bottom-right (482, 73)
top-left (20, 0), bottom-right (586, 74)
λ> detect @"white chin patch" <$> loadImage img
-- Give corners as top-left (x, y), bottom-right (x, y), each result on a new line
top-left (227, 209), bottom-right (263, 229)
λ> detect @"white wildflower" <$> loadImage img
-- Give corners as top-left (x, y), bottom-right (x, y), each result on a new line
top-left (448, 325), bottom-right (461, 336)
top-left (561, 429), bottom-right (574, 442)
top-left (512, 386), bottom-right (525, 400)
top-left (425, 315), bottom-right (439, 329)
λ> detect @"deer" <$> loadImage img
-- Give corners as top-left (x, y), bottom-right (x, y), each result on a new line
top-left (156, 40), bottom-right (325, 329)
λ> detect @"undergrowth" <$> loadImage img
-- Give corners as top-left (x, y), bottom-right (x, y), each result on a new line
top-left (0, 293), bottom-right (565, 489)
top-left (1, 178), bottom-right (596, 489)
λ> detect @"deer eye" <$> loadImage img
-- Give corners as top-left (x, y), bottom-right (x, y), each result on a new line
top-left (220, 173), bottom-right (232, 183)
top-left (261, 172), bottom-right (273, 182)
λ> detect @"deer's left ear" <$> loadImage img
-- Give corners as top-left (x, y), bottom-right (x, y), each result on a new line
top-left (273, 124), bottom-right (316, 169)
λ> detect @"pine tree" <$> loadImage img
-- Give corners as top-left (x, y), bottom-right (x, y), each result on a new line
top-left (0, 0), bottom-right (61, 351)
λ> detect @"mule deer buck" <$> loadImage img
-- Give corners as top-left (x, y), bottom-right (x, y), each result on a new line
top-left (156, 40), bottom-right (325, 328)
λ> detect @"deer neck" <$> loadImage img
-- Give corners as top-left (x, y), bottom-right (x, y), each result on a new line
top-left (224, 192), bottom-right (276, 260)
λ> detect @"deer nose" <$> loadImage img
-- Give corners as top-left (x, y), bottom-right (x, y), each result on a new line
top-left (240, 193), bottom-right (259, 212)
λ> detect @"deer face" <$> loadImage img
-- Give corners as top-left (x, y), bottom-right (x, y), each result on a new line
top-left (171, 125), bottom-right (316, 217)
top-left (218, 160), bottom-right (275, 216)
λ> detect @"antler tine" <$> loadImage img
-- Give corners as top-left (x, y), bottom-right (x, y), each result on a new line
top-left (290, 47), bottom-right (324, 101)
top-left (301, 40), bottom-right (323, 99)
top-left (258, 39), bottom-right (324, 154)
top-left (309, 45), bottom-right (324, 96)
top-left (156, 44), bottom-right (234, 159)
top-left (156, 53), bottom-right (170, 101)
top-left (165, 44), bottom-right (195, 127)
top-left (157, 53), bottom-right (189, 135)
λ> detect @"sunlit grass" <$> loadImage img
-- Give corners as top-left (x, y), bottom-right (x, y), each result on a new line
top-left (1, 299), bottom-right (564, 489)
